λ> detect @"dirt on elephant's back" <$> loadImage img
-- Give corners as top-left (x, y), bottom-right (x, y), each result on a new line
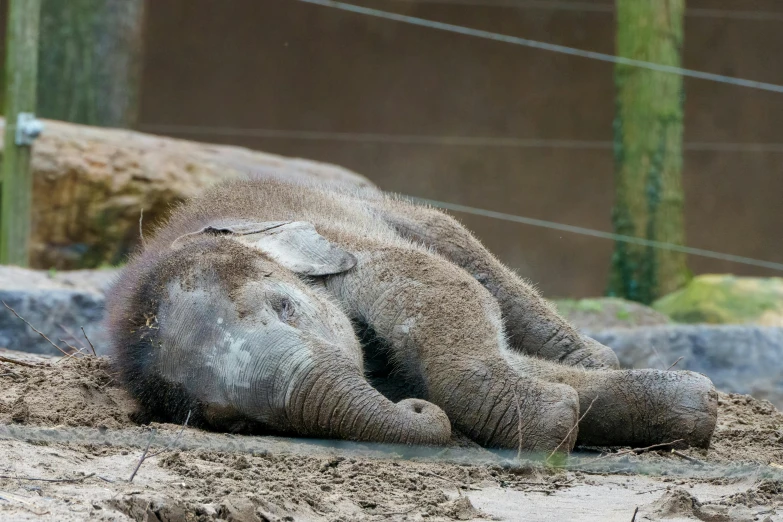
top-left (0, 351), bottom-right (782, 521)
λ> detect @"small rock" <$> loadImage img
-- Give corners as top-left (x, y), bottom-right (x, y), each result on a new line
top-left (10, 397), bottom-right (29, 424)
top-left (588, 325), bottom-right (783, 408)
top-left (232, 455), bottom-right (251, 470)
top-left (447, 497), bottom-right (481, 521)
top-left (219, 496), bottom-right (262, 522)
top-left (649, 487), bottom-right (700, 517)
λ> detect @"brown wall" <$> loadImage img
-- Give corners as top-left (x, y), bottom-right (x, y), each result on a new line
top-left (24, 0), bottom-right (783, 297)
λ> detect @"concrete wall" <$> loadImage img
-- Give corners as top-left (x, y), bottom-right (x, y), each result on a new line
top-left (17, 0), bottom-right (783, 297)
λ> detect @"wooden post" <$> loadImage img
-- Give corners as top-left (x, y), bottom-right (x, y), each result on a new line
top-left (38, 0), bottom-right (145, 128)
top-left (608, 0), bottom-right (688, 304)
top-left (1, 0), bottom-right (42, 266)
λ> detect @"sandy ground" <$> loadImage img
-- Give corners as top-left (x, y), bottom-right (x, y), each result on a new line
top-left (1, 350), bottom-right (782, 522)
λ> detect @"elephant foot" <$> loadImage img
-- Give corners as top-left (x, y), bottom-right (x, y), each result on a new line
top-left (473, 379), bottom-right (581, 455)
top-left (559, 336), bottom-right (620, 370)
top-left (575, 369), bottom-right (718, 449)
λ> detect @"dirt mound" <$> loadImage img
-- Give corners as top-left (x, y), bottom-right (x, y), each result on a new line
top-left (701, 392), bottom-right (783, 466)
top-left (0, 356), bottom-right (136, 429)
top-left (1, 354), bottom-right (782, 520)
top-left (644, 487), bottom-right (770, 522)
top-left (2, 355), bottom-right (782, 464)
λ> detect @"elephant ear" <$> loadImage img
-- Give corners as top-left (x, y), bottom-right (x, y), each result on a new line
top-left (173, 220), bottom-right (357, 276)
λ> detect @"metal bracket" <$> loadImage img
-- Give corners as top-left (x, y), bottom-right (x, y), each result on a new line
top-left (15, 112), bottom-right (44, 146)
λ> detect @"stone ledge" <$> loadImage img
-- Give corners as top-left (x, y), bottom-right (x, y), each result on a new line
top-left (0, 266), bottom-right (116, 355)
top-left (588, 325), bottom-right (783, 408)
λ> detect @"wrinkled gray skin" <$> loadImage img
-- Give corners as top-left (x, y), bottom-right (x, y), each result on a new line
top-left (107, 179), bottom-right (717, 453)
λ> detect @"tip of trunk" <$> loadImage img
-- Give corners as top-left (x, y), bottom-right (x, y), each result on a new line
top-left (393, 398), bottom-right (452, 446)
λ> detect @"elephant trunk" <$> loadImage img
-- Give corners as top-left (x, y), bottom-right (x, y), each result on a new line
top-left (285, 357), bottom-right (451, 446)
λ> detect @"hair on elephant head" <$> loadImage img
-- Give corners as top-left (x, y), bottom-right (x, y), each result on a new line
top-left (107, 214), bottom-right (451, 445)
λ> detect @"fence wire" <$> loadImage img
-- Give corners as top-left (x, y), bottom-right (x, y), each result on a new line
top-left (410, 198), bottom-right (783, 272)
top-left (298, 0), bottom-right (783, 94)
top-left (378, 0), bottom-right (783, 22)
top-left (142, 1), bottom-right (783, 274)
top-left (139, 124), bottom-right (783, 153)
top-left (134, 121), bottom-right (783, 273)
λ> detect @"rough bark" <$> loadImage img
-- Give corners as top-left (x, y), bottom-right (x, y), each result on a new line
top-left (37, 0), bottom-right (144, 127)
top-left (1, 0), bottom-right (41, 266)
top-left (609, 0), bottom-right (688, 304)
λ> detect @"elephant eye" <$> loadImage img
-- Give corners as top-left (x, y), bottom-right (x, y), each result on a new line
top-left (277, 297), bottom-right (295, 323)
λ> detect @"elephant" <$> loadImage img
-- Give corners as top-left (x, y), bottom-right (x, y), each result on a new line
top-left (106, 178), bottom-right (717, 453)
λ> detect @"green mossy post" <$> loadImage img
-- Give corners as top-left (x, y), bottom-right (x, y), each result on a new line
top-left (609, 0), bottom-right (689, 304)
top-left (37, 0), bottom-right (145, 127)
top-left (1, 0), bottom-right (42, 266)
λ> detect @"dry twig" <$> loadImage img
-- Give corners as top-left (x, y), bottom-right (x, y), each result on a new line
top-left (148, 410), bottom-right (192, 458)
top-left (2, 302), bottom-right (68, 356)
top-left (81, 327), bottom-right (97, 356)
top-left (376, 505), bottom-right (418, 516)
top-left (128, 429), bottom-right (156, 483)
top-left (0, 473), bottom-right (95, 483)
top-left (646, 341), bottom-right (669, 371)
top-left (585, 439), bottom-right (685, 465)
top-left (58, 324), bottom-right (88, 351)
top-left (631, 506), bottom-right (639, 522)
top-left (58, 338), bottom-right (82, 354)
top-left (511, 388), bottom-right (524, 461)
top-left (139, 208), bottom-right (145, 245)
top-left (547, 395), bottom-right (599, 462)
top-left (0, 355), bottom-right (37, 368)
top-left (128, 410), bottom-right (191, 482)
top-left (671, 449), bottom-right (704, 465)
top-left (666, 357), bottom-right (684, 371)
top-left (54, 342), bottom-right (87, 365)
top-left (54, 324), bottom-right (90, 364)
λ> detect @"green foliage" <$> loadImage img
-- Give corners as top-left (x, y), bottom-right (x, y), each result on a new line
top-left (653, 275), bottom-right (783, 325)
top-left (555, 299), bottom-right (604, 314)
top-left (545, 451), bottom-right (568, 469)
top-left (98, 261), bottom-right (124, 270)
top-left (552, 297), bottom-right (670, 329)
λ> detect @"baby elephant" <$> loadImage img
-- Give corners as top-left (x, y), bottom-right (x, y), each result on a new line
top-left (107, 179), bottom-right (717, 453)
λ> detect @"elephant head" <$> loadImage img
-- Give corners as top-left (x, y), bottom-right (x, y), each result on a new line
top-left (107, 219), bottom-right (451, 446)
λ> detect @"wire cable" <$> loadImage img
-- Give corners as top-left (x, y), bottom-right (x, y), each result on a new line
top-left (139, 124), bottom-right (783, 153)
top-left (138, 3), bottom-right (783, 273)
top-left (297, 0), bottom-right (783, 94)
top-left (134, 122), bottom-right (783, 271)
top-left (408, 197), bottom-right (783, 272)
top-left (375, 0), bottom-right (783, 21)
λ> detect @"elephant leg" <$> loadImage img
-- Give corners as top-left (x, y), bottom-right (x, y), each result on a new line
top-left (326, 245), bottom-right (581, 452)
top-left (503, 350), bottom-right (717, 448)
top-left (377, 201), bottom-right (619, 369)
